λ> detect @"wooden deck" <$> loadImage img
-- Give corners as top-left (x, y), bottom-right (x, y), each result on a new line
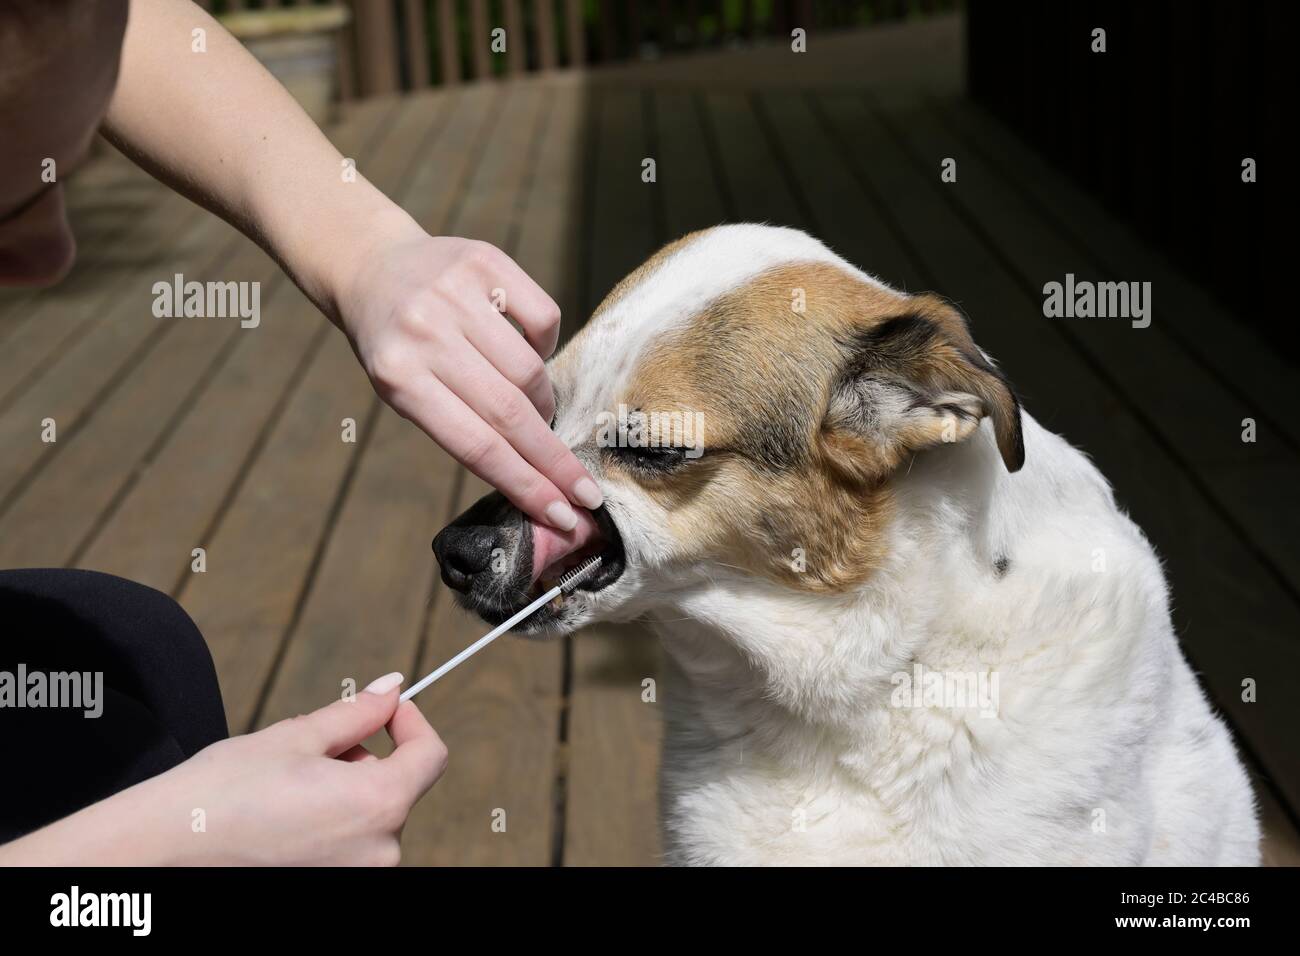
top-left (3, 15), bottom-right (1297, 865)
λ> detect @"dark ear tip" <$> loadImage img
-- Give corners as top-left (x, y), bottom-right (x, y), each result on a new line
top-left (998, 387), bottom-right (1026, 472)
top-left (1001, 430), bottom-right (1026, 472)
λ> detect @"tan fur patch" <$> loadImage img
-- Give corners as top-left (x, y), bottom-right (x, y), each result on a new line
top-left (585, 251), bottom-right (1020, 595)
top-left (611, 262), bottom-right (913, 593)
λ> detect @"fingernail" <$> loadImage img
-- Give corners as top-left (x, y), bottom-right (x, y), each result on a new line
top-left (545, 500), bottom-right (579, 531)
top-left (363, 672), bottom-right (404, 695)
top-left (572, 477), bottom-right (603, 509)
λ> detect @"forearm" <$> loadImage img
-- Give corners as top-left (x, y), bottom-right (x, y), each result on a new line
top-left (0, 773), bottom-right (185, 866)
top-left (99, 2), bottom-right (599, 529)
top-left (101, 0), bottom-right (414, 323)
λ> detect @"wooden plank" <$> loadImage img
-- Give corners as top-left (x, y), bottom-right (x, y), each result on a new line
top-left (258, 403), bottom-right (459, 726)
top-left (595, 73), bottom-right (727, 849)
top-left (564, 0), bottom-right (586, 67)
top-left (402, 78), bottom-right (584, 865)
top-left (534, 0), bottom-right (559, 70)
top-left (759, 90), bottom-right (916, 289)
top-left (0, 211), bottom-right (242, 512)
top-left (470, 0), bottom-right (491, 79)
top-left (650, 90), bottom-right (726, 239)
top-left (62, 163), bottom-right (157, 244)
top-left (701, 91), bottom-right (802, 227)
top-left (656, 0), bottom-right (674, 52)
top-left (403, 0), bottom-right (431, 88)
top-left (351, 0), bottom-right (402, 94)
top-left (0, 101), bottom-right (396, 524)
top-left (885, 97), bottom-right (1300, 592)
top-left (0, 248), bottom-right (267, 569)
top-left (504, 0), bottom-right (525, 75)
top-left (2, 104), bottom-right (345, 389)
top-left (435, 0), bottom-right (460, 85)
top-left (401, 476), bottom-right (564, 866)
top-left (625, 0), bottom-right (642, 54)
top-left (513, 75), bottom-right (588, 335)
top-left (182, 88), bottom-right (499, 738)
top-left (0, 113), bottom-right (362, 380)
top-left (177, 334), bottom-right (374, 735)
top-left (589, 17), bottom-right (961, 92)
top-left (598, 0), bottom-right (616, 62)
top-left (447, 85), bottom-right (546, 243)
top-left (336, 14), bottom-right (357, 100)
top-left (813, 91), bottom-right (1300, 815)
top-left (261, 90), bottom-right (526, 742)
top-left (71, 320), bottom-right (328, 585)
top-left (562, 83), bottom-right (664, 866)
top-left (554, 86), bottom-right (662, 867)
top-left (0, 103), bottom-right (405, 570)
top-left (73, 99), bottom-right (406, 591)
top-left (0, 156), bottom-right (164, 345)
top-left (0, 289), bottom-right (34, 333)
top-left (387, 85), bottom-right (565, 866)
top-left (0, 192), bottom-right (230, 415)
top-left (583, 87), bottom-right (659, 316)
top-left (932, 99), bottom-right (1300, 452)
top-left (562, 622), bottom-right (664, 866)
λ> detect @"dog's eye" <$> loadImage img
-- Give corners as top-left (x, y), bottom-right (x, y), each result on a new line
top-left (607, 443), bottom-right (690, 475)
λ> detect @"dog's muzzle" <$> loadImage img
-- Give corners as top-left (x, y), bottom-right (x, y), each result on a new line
top-left (432, 491), bottom-right (625, 626)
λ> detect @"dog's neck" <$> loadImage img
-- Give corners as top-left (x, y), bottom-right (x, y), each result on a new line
top-left (646, 424), bottom-right (1023, 775)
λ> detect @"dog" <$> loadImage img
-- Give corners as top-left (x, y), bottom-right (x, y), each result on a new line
top-left (433, 224), bottom-right (1260, 865)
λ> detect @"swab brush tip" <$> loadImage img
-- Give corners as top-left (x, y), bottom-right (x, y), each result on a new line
top-left (557, 555), bottom-right (602, 592)
top-left (399, 555), bottom-right (604, 703)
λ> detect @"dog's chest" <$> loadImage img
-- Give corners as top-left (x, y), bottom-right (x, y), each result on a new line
top-left (655, 643), bottom-right (1153, 866)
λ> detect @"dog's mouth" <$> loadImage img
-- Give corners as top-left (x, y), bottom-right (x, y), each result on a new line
top-left (464, 504), bottom-right (626, 629)
top-left (525, 504), bottom-right (626, 600)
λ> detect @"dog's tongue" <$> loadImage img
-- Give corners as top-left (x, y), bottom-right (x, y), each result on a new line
top-left (530, 509), bottom-right (602, 584)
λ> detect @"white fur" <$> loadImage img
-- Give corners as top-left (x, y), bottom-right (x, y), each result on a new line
top-left (549, 225), bottom-right (1260, 866)
top-left (554, 224), bottom-right (887, 449)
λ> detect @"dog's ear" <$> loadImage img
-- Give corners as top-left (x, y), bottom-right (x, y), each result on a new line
top-left (822, 294), bottom-right (1024, 477)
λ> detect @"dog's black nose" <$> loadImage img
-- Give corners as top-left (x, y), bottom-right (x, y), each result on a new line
top-left (432, 524), bottom-right (500, 593)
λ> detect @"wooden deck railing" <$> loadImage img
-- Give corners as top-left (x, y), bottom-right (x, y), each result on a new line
top-left (198, 1), bottom-right (958, 97)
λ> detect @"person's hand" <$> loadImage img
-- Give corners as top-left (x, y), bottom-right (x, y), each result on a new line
top-left (139, 672), bottom-right (445, 866)
top-left (0, 672), bottom-right (447, 866)
top-left (334, 214), bottom-right (602, 531)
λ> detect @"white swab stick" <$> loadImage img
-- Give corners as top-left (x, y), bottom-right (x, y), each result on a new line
top-left (400, 555), bottom-right (602, 702)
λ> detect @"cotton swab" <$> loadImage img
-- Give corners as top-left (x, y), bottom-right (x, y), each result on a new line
top-left (400, 555), bottom-right (603, 702)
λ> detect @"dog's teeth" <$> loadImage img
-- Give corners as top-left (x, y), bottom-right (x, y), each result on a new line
top-left (537, 578), bottom-right (560, 607)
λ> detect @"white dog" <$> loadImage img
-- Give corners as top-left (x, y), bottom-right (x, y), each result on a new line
top-left (433, 224), bottom-right (1260, 865)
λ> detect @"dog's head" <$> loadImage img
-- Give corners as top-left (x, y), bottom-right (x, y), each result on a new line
top-left (433, 225), bottom-right (1022, 634)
